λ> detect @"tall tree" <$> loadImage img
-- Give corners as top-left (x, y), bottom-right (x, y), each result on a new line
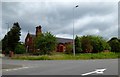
top-left (81, 36), bottom-right (93, 53)
top-left (2, 35), bottom-right (8, 52)
top-left (2, 22), bottom-right (21, 53)
top-left (87, 35), bottom-right (111, 53)
top-left (75, 35), bottom-right (82, 53)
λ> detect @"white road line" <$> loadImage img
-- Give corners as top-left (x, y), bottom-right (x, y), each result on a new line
top-left (81, 68), bottom-right (106, 76)
top-left (5, 67), bottom-right (29, 72)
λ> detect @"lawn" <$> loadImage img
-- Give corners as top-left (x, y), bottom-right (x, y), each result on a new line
top-left (11, 52), bottom-right (120, 60)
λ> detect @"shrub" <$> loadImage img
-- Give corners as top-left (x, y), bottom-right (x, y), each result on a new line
top-left (108, 37), bottom-right (120, 52)
top-left (14, 43), bottom-right (26, 54)
top-left (65, 44), bottom-right (73, 54)
top-left (35, 32), bottom-right (57, 55)
top-left (79, 35), bottom-right (111, 53)
top-left (81, 36), bottom-right (93, 53)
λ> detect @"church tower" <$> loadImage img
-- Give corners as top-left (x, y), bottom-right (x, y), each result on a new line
top-left (36, 25), bottom-right (42, 37)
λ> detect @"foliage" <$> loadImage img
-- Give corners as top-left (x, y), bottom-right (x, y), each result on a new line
top-left (14, 43), bottom-right (26, 54)
top-left (108, 37), bottom-right (120, 52)
top-left (81, 36), bottom-right (93, 53)
top-left (75, 36), bottom-right (82, 53)
top-left (2, 22), bottom-right (21, 54)
top-left (86, 35), bottom-right (111, 53)
top-left (75, 35), bottom-right (111, 53)
top-left (65, 44), bottom-right (73, 54)
top-left (35, 32), bottom-right (57, 55)
top-left (2, 35), bottom-right (8, 53)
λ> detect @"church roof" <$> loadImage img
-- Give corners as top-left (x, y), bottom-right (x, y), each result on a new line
top-left (56, 37), bottom-right (73, 43)
top-left (26, 33), bottom-right (73, 43)
top-left (29, 34), bottom-right (36, 38)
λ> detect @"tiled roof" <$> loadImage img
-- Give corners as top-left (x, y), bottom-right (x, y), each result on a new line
top-left (29, 34), bottom-right (36, 38)
top-left (27, 33), bottom-right (73, 43)
top-left (56, 37), bottom-right (73, 43)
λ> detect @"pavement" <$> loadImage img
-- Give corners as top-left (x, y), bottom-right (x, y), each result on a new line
top-left (2, 64), bottom-right (22, 69)
top-left (1, 58), bottom-right (119, 76)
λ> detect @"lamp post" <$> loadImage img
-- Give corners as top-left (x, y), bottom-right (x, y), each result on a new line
top-left (73, 5), bottom-right (78, 56)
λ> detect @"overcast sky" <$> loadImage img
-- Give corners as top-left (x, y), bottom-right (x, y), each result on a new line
top-left (1, 0), bottom-right (119, 42)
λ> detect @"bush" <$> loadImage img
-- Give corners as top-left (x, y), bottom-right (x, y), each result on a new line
top-left (35, 32), bottom-right (57, 55)
top-left (108, 37), bottom-right (120, 52)
top-left (14, 43), bottom-right (26, 54)
top-left (88, 36), bottom-right (110, 53)
top-left (81, 36), bottom-right (93, 53)
top-left (79, 35), bottom-right (111, 53)
top-left (65, 44), bottom-right (73, 54)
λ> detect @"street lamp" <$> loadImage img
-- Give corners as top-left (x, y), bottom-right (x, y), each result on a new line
top-left (73, 5), bottom-right (78, 56)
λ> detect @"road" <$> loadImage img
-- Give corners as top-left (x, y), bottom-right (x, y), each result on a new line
top-left (1, 58), bottom-right (119, 75)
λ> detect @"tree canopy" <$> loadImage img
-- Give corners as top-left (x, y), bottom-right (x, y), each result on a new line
top-left (108, 37), bottom-right (120, 52)
top-left (75, 35), bottom-right (82, 53)
top-left (75, 35), bottom-right (111, 53)
top-left (2, 22), bottom-right (21, 53)
top-left (35, 32), bottom-right (57, 55)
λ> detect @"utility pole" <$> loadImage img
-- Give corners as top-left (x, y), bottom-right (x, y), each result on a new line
top-left (73, 5), bottom-right (78, 56)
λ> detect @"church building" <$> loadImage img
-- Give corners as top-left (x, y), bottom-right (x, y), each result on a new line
top-left (25, 25), bottom-right (73, 53)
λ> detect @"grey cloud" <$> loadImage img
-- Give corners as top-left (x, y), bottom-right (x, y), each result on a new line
top-left (2, 2), bottom-right (118, 42)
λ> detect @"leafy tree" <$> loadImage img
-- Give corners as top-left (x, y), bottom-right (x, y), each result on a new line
top-left (81, 36), bottom-right (93, 53)
top-left (2, 35), bottom-right (7, 52)
top-left (78, 35), bottom-right (110, 53)
top-left (65, 44), bottom-right (73, 54)
top-left (2, 22), bottom-right (21, 54)
top-left (2, 34), bottom-right (11, 54)
top-left (108, 37), bottom-right (120, 52)
top-left (35, 32), bottom-right (57, 55)
top-left (14, 43), bottom-right (26, 54)
top-left (75, 35), bottom-right (82, 53)
top-left (87, 35), bottom-right (111, 53)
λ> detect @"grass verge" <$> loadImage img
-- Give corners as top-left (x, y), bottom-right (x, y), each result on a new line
top-left (11, 52), bottom-right (120, 60)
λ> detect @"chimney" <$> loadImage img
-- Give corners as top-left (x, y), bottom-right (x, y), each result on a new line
top-left (36, 25), bottom-right (42, 37)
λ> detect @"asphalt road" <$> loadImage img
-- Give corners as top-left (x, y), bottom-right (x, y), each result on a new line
top-left (1, 58), bottom-right (119, 75)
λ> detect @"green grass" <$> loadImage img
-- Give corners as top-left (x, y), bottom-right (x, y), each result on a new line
top-left (11, 52), bottom-right (120, 60)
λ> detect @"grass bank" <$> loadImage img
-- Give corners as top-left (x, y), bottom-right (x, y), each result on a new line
top-left (11, 52), bottom-right (120, 60)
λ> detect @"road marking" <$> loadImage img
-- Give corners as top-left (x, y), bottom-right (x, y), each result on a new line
top-left (5, 67), bottom-right (29, 71)
top-left (81, 68), bottom-right (106, 76)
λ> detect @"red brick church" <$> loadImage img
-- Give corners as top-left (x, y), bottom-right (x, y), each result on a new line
top-left (25, 25), bottom-right (73, 53)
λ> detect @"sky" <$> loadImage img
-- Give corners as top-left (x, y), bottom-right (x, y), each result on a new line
top-left (1, 0), bottom-right (119, 42)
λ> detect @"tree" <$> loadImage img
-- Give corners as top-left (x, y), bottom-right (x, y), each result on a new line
top-left (14, 43), bottom-right (26, 54)
top-left (35, 32), bottom-right (57, 55)
top-left (65, 44), bottom-right (73, 54)
top-left (79, 35), bottom-right (110, 53)
top-left (75, 35), bottom-right (82, 53)
top-left (2, 35), bottom-right (7, 51)
top-left (81, 36), bottom-right (93, 53)
top-left (2, 22), bottom-right (21, 54)
top-left (87, 35), bottom-right (111, 53)
top-left (108, 37), bottom-right (120, 52)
